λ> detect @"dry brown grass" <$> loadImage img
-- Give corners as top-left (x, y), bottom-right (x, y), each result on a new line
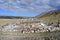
top-left (0, 19), bottom-right (20, 26)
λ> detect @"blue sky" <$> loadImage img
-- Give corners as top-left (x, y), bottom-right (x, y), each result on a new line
top-left (0, 9), bottom-right (40, 16)
top-left (0, 0), bottom-right (60, 16)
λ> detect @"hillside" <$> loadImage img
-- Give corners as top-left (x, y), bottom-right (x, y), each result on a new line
top-left (36, 10), bottom-right (60, 24)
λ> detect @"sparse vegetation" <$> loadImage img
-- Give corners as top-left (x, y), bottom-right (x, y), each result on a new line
top-left (36, 10), bottom-right (60, 24)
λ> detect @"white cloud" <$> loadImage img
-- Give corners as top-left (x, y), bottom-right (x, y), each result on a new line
top-left (0, 0), bottom-right (60, 12)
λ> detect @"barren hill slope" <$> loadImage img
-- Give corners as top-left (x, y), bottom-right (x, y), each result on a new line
top-left (36, 10), bottom-right (60, 23)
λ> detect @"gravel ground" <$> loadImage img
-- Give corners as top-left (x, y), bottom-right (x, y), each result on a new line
top-left (0, 31), bottom-right (60, 40)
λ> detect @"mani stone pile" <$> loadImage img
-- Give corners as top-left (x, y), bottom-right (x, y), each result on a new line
top-left (0, 18), bottom-right (59, 33)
